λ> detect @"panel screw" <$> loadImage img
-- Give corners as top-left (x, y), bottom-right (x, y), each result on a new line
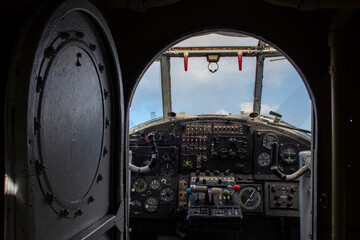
top-left (103, 147), bottom-right (108, 156)
top-left (88, 196), bottom-right (95, 203)
top-left (106, 118), bottom-right (110, 128)
top-left (76, 209), bottom-right (83, 216)
top-left (97, 174), bottom-right (103, 183)
top-left (89, 43), bottom-right (97, 51)
top-left (61, 209), bottom-right (69, 217)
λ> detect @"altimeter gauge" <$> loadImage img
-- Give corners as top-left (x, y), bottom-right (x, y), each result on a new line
top-left (144, 197), bottom-right (159, 213)
top-left (239, 186), bottom-right (262, 210)
top-left (160, 187), bottom-right (175, 202)
top-left (263, 133), bottom-right (278, 150)
top-left (132, 178), bottom-right (147, 192)
top-left (149, 179), bottom-right (161, 190)
top-left (257, 152), bottom-right (271, 167)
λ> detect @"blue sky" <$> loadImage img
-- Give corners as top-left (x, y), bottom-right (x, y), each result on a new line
top-left (130, 34), bottom-right (311, 130)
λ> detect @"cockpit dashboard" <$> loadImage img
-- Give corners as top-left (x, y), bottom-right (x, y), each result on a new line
top-left (129, 116), bottom-right (310, 239)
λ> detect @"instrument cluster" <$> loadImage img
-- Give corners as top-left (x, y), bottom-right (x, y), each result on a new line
top-left (129, 117), bottom-right (310, 219)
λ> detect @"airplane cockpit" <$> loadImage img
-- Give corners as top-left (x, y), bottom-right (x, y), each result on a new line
top-left (127, 34), bottom-right (313, 240)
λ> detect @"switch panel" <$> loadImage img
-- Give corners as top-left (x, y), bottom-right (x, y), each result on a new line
top-left (264, 182), bottom-right (299, 217)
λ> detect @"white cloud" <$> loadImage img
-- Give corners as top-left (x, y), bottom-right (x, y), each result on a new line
top-left (239, 102), bottom-right (253, 112)
top-left (260, 104), bottom-right (279, 115)
top-left (215, 109), bottom-right (230, 115)
top-left (239, 102), bottom-right (279, 115)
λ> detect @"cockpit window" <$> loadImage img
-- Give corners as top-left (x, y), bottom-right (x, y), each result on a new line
top-left (262, 58), bottom-right (311, 130)
top-left (130, 33), bottom-right (311, 132)
top-left (171, 57), bottom-right (256, 116)
top-left (130, 61), bottom-right (162, 128)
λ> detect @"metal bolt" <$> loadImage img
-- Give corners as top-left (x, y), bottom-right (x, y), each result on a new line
top-left (76, 209), bottom-right (83, 216)
top-left (46, 192), bottom-right (56, 204)
top-left (97, 174), bottom-right (103, 183)
top-left (88, 196), bottom-right (95, 203)
top-left (99, 64), bottom-right (104, 73)
top-left (103, 147), bottom-right (108, 156)
top-left (61, 209), bottom-right (69, 217)
top-left (90, 43), bottom-right (97, 51)
top-left (35, 160), bottom-right (45, 175)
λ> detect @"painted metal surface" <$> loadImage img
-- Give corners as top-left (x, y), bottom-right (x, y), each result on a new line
top-left (5, 0), bottom-right (124, 239)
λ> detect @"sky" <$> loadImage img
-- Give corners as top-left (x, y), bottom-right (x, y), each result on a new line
top-left (130, 33), bottom-right (312, 130)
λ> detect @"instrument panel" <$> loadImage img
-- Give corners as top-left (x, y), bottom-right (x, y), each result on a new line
top-left (129, 117), bottom-right (310, 220)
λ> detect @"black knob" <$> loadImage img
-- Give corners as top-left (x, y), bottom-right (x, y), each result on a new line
top-left (202, 179), bottom-right (207, 184)
top-left (195, 170), bottom-right (200, 176)
top-left (225, 169), bottom-right (230, 175)
top-left (205, 170), bottom-right (210, 176)
top-left (214, 170), bottom-right (220, 176)
top-left (271, 186), bottom-right (277, 192)
top-left (218, 179), bottom-right (222, 184)
top-left (288, 194), bottom-right (293, 201)
top-left (291, 187), bottom-right (297, 193)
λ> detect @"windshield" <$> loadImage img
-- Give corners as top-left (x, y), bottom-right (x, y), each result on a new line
top-left (130, 33), bottom-right (311, 131)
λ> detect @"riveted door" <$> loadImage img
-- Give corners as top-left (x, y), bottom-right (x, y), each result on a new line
top-left (5, 0), bottom-right (124, 239)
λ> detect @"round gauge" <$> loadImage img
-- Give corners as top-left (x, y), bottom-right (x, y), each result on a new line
top-left (160, 162), bottom-right (175, 176)
top-left (257, 152), bottom-right (271, 167)
top-left (160, 187), bottom-right (175, 202)
top-left (149, 179), bottom-right (161, 190)
top-left (239, 186), bottom-right (262, 210)
top-left (132, 178), bottom-right (147, 192)
top-left (162, 153), bottom-right (170, 161)
top-left (131, 200), bottom-right (142, 210)
top-left (182, 159), bottom-right (193, 168)
top-left (263, 133), bottom-right (278, 150)
top-left (144, 197), bottom-right (159, 213)
top-left (280, 144), bottom-right (298, 164)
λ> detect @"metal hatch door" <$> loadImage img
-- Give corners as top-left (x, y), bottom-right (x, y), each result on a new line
top-left (5, 1), bottom-right (125, 239)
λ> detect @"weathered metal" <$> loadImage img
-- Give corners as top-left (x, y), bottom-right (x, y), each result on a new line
top-left (4, 0), bottom-right (124, 239)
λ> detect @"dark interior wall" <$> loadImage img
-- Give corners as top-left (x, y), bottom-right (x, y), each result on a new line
top-left (104, 1), bottom-right (333, 238)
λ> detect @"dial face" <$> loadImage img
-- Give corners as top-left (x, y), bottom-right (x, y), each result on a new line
top-left (160, 187), bottom-right (175, 202)
top-left (182, 158), bottom-right (193, 168)
top-left (258, 152), bottom-right (271, 167)
top-left (149, 179), bottom-right (161, 190)
top-left (132, 200), bottom-right (142, 210)
top-left (160, 162), bottom-right (175, 176)
top-left (144, 197), bottom-right (159, 213)
top-left (239, 186), bottom-right (262, 210)
top-left (280, 145), bottom-right (298, 164)
top-left (132, 178), bottom-right (147, 192)
top-left (263, 133), bottom-right (278, 150)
